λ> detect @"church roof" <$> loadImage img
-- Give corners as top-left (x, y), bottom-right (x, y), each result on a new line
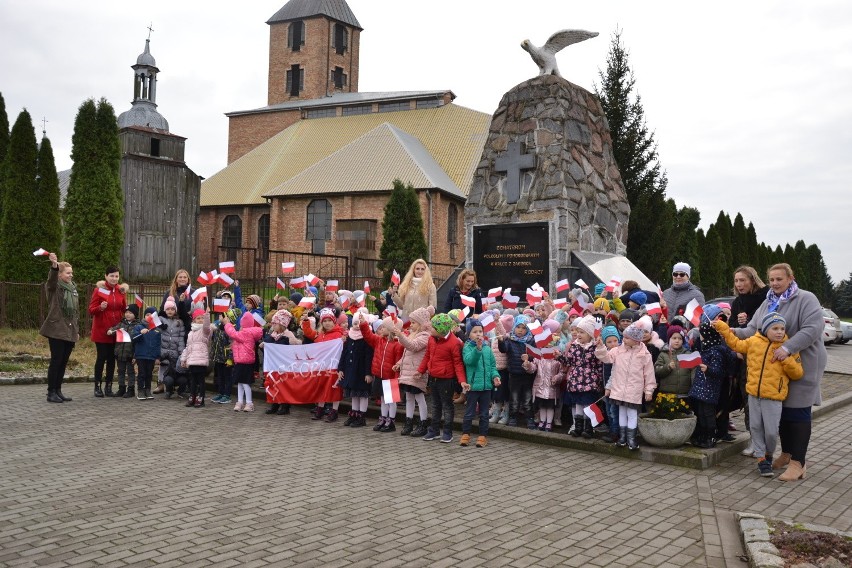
top-left (201, 103), bottom-right (489, 207)
top-left (264, 122), bottom-right (465, 200)
top-left (225, 90), bottom-right (454, 117)
top-left (267, 0), bottom-right (362, 30)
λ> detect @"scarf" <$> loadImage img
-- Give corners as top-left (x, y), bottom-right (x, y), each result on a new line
top-left (509, 315), bottom-right (532, 343)
top-left (191, 322), bottom-right (203, 331)
top-left (671, 281), bottom-right (692, 291)
top-left (270, 329), bottom-right (284, 341)
top-left (766, 280), bottom-right (799, 313)
top-left (58, 279), bottom-right (78, 320)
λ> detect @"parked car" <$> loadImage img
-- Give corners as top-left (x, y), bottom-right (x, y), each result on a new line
top-left (839, 321), bottom-right (852, 345)
top-left (822, 308), bottom-right (842, 344)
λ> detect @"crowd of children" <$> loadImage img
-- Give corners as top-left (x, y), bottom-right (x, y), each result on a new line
top-left (76, 260), bottom-right (807, 480)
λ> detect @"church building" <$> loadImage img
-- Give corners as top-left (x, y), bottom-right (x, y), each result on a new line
top-left (197, 0), bottom-right (490, 283)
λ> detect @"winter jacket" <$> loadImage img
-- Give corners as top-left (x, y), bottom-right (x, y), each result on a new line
top-left (360, 322), bottom-right (403, 380)
top-left (224, 312), bottom-right (263, 365)
top-left (462, 341), bottom-right (500, 391)
top-left (338, 338), bottom-right (374, 392)
top-left (563, 342), bottom-right (604, 393)
top-left (108, 318), bottom-right (141, 361)
top-left (663, 282), bottom-right (705, 317)
top-left (209, 326), bottom-right (232, 364)
top-left (159, 316), bottom-right (185, 362)
top-left (688, 344), bottom-right (729, 404)
top-left (619, 288), bottom-right (660, 307)
top-left (233, 283), bottom-right (265, 319)
top-left (716, 321), bottom-right (803, 402)
top-left (654, 346), bottom-right (694, 395)
top-left (731, 288), bottom-right (825, 408)
top-left (301, 320), bottom-right (345, 343)
top-left (159, 287), bottom-right (193, 336)
top-left (88, 281), bottom-right (127, 344)
top-left (595, 341), bottom-right (656, 405)
top-left (498, 336), bottom-right (536, 376)
top-left (395, 281), bottom-right (437, 321)
top-left (133, 325), bottom-right (161, 361)
top-left (396, 329), bottom-right (431, 391)
top-left (443, 286), bottom-right (483, 314)
top-left (532, 358), bottom-right (565, 401)
top-left (417, 333), bottom-right (466, 382)
top-left (40, 267), bottom-right (79, 343)
top-left (181, 314), bottom-right (212, 368)
top-left (730, 286), bottom-right (769, 328)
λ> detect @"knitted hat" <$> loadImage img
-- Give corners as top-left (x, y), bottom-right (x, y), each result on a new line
top-left (593, 298), bottom-right (610, 313)
top-left (144, 306), bottom-right (158, 316)
top-left (409, 306), bottom-right (435, 328)
top-left (512, 315), bottom-right (529, 330)
top-left (594, 282), bottom-right (606, 297)
top-left (225, 308), bottom-right (242, 324)
top-left (542, 319), bottom-right (561, 334)
top-left (636, 315), bottom-right (653, 333)
top-left (601, 325), bottom-right (621, 343)
top-left (289, 292), bottom-right (303, 304)
top-left (163, 296), bottom-right (177, 311)
top-left (337, 312), bottom-right (349, 326)
top-left (618, 309), bottom-right (638, 322)
top-left (467, 319), bottom-right (483, 333)
top-left (717, 302), bottom-right (732, 311)
top-left (623, 323), bottom-right (645, 341)
top-left (448, 309), bottom-right (464, 324)
top-left (672, 262), bottom-right (691, 277)
top-left (761, 312), bottom-right (786, 336)
top-left (125, 304), bottom-right (139, 318)
top-left (217, 290), bottom-right (232, 299)
top-left (702, 303), bottom-right (722, 323)
top-left (522, 308), bottom-right (537, 320)
top-left (246, 294), bottom-right (263, 310)
top-left (272, 309), bottom-right (292, 328)
top-left (499, 313), bottom-right (514, 334)
top-left (568, 308), bottom-right (581, 319)
top-left (379, 316), bottom-right (397, 333)
top-left (575, 315), bottom-right (597, 338)
top-left (319, 308), bottom-right (336, 322)
top-left (191, 309), bottom-right (205, 319)
top-left (307, 286), bottom-right (318, 297)
top-left (629, 291), bottom-right (647, 306)
top-left (667, 325), bottom-right (687, 342)
top-left (431, 313), bottom-right (454, 336)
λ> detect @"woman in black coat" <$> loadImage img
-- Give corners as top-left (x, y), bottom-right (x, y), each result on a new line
top-left (443, 269), bottom-right (483, 314)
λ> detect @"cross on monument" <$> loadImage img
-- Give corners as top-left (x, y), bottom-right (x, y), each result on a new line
top-left (147, 22), bottom-right (155, 40)
top-left (494, 141), bottom-right (536, 204)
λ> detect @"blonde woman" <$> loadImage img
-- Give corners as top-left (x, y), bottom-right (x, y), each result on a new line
top-left (443, 269), bottom-right (483, 314)
top-left (391, 259), bottom-right (437, 320)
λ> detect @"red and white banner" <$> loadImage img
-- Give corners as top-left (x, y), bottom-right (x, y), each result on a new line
top-left (263, 341), bottom-right (344, 404)
top-left (677, 351), bottom-right (703, 369)
top-left (217, 272), bottom-right (234, 287)
top-left (135, 294), bottom-right (144, 309)
top-left (325, 280), bottom-right (339, 292)
top-left (478, 313), bottom-right (496, 332)
top-left (276, 278), bottom-right (286, 290)
top-left (382, 378), bottom-right (401, 404)
top-left (289, 276), bottom-right (306, 289)
top-left (555, 279), bottom-right (570, 293)
top-left (146, 312), bottom-right (162, 329)
top-left (460, 294), bottom-right (477, 308)
top-left (32, 248), bottom-right (50, 256)
top-left (487, 287), bottom-right (502, 298)
top-left (684, 298), bottom-right (703, 327)
top-left (218, 261), bottom-right (235, 274)
top-left (391, 270), bottom-right (401, 286)
top-left (281, 262), bottom-right (295, 274)
top-left (96, 287), bottom-right (111, 300)
top-left (584, 403), bottom-right (604, 427)
top-left (213, 298), bottom-right (230, 313)
top-left (299, 297), bottom-right (316, 309)
top-left (645, 302), bottom-right (662, 315)
top-left (501, 289), bottom-right (519, 308)
top-left (191, 287), bottom-right (207, 302)
top-left (575, 278), bottom-right (589, 290)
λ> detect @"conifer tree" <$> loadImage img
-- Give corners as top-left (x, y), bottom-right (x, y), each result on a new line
top-left (36, 134), bottom-right (62, 256)
top-left (0, 92), bottom-right (10, 227)
top-left (63, 98), bottom-right (124, 284)
top-left (834, 273), bottom-right (852, 316)
top-left (730, 213), bottom-right (748, 268)
top-left (0, 110), bottom-right (41, 281)
top-left (745, 223), bottom-right (759, 270)
top-left (596, 30), bottom-right (668, 279)
top-left (700, 226), bottom-right (725, 298)
top-left (714, 211), bottom-right (733, 278)
top-left (673, 206), bottom-right (701, 281)
top-left (793, 240), bottom-right (810, 290)
top-left (378, 179), bottom-right (428, 284)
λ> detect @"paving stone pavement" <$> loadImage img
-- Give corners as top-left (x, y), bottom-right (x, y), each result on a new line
top-left (0, 383), bottom-right (850, 568)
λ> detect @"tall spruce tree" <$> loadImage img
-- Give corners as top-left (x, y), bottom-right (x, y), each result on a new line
top-left (63, 98), bottom-right (123, 284)
top-left (0, 110), bottom-right (41, 281)
top-left (378, 179), bottom-right (428, 284)
top-left (730, 213), bottom-right (748, 268)
top-left (714, 211), bottom-right (733, 278)
top-left (793, 240), bottom-right (810, 290)
top-left (834, 273), bottom-right (852, 316)
top-left (596, 30), bottom-right (668, 279)
top-left (0, 92), bottom-right (10, 228)
top-left (700, 225), bottom-right (725, 298)
top-left (745, 222), bottom-right (759, 270)
top-left (36, 134), bottom-right (62, 255)
top-left (673, 206), bottom-right (701, 281)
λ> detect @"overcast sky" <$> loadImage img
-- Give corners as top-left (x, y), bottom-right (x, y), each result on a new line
top-left (2, 1), bottom-right (850, 284)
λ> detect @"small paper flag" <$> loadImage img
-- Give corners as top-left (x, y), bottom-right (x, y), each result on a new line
top-left (218, 260), bottom-right (235, 274)
top-left (32, 248), bottom-right (50, 256)
top-left (281, 262), bottom-right (295, 274)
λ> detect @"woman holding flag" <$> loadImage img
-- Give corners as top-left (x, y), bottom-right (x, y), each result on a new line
top-left (391, 259), bottom-right (437, 320)
top-left (88, 265), bottom-right (128, 397)
top-left (443, 269), bottom-right (483, 314)
top-left (40, 252), bottom-right (79, 403)
top-left (159, 269), bottom-right (193, 338)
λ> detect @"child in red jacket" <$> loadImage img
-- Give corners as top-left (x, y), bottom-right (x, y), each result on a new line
top-left (301, 308), bottom-right (346, 421)
top-left (360, 316), bottom-right (404, 432)
top-left (416, 313), bottom-right (466, 443)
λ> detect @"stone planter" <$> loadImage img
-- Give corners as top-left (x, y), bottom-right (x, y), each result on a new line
top-left (637, 413), bottom-right (697, 448)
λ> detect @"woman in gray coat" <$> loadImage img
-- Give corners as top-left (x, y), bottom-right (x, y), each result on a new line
top-left (39, 252), bottom-right (79, 403)
top-left (731, 263), bottom-right (826, 481)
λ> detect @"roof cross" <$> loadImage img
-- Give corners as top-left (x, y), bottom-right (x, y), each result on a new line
top-left (147, 22), bottom-right (155, 40)
top-left (494, 141), bottom-right (536, 204)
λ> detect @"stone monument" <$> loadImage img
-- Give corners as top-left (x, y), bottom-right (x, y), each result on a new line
top-left (465, 66), bottom-right (631, 295)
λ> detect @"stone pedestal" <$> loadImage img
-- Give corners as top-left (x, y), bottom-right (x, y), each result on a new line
top-left (466, 75), bottom-right (630, 292)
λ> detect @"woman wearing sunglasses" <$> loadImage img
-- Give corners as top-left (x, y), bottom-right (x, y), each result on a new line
top-left (662, 262), bottom-right (706, 319)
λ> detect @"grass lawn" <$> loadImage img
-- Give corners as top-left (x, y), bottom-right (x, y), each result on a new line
top-left (0, 329), bottom-right (96, 376)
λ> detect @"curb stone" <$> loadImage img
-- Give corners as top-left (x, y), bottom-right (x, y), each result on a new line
top-left (736, 512), bottom-right (784, 568)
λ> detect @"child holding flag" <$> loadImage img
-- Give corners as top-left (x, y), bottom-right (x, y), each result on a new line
top-left (133, 307), bottom-right (161, 400)
top-left (417, 313), bottom-right (466, 443)
top-left (392, 306), bottom-right (433, 437)
top-left (225, 312), bottom-right (264, 412)
top-left (531, 327), bottom-right (565, 432)
top-left (106, 305), bottom-right (141, 398)
top-left (210, 307), bottom-right (240, 404)
top-left (359, 315), bottom-right (404, 432)
top-left (301, 308), bottom-right (346, 421)
top-left (337, 309), bottom-right (376, 428)
top-left (262, 309), bottom-right (300, 416)
top-left (497, 315), bottom-right (537, 429)
top-left (687, 321), bottom-right (732, 448)
top-left (180, 308), bottom-right (213, 407)
top-left (654, 326), bottom-right (694, 397)
top-left (595, 322), bottom-right (656, 450)
top-left (459, 319), bottom-right (501, 447)
top-left (562, 315), bottom-right (605, 439)
top-left (600, 325), bottom-right (622, 442)
top-left (159, 297), bottom-right (186, 398)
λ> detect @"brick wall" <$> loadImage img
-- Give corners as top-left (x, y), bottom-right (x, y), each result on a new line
top-left (227, 109), bottom-right (300, 164)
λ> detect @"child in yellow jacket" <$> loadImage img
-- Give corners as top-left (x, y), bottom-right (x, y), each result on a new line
top-left (715, 312), bottom-right (803, 478)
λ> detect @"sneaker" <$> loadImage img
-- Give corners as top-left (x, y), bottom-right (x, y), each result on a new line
top-left (194, 398), bottom-right (205, 408)
top-left (507, 417), bottom-right (518, 427)
top-left (311, 406), bottom-right (326, 420)
top-left (440, 431), bottom-right (453, 443)
top-left (136, 389), bottom-right (146, 401)
top-left (372, 418), bottom-right (386, 431)
top-left (146, 389), bottom-right (153, 399)
top-left (243, 402), bottom-right (255, 412)
top-left (537, 421), bottom-right (545, 431)
top-left (718, 433), bottom-right (736, 443)
top-left (545, 423), bottom-right (553, 432)
top-left (460, 433), bottom-right (471, 446)
top-left (422, 428), bottom-right (438, 441)
top-left (475, 435), bottom-right (488, 448)
top-left (211, 394), bottom-right (223, 404)
top-left (219, 395), bottom-right (231, 405)
top-left (741, 442), bottom-right (755, 456)
top-left (323, 409), bottom-right (339, 423)
top-left (758, 459), bottom-right (774, 477)
top-left (233, 402), bottom-right (244, 412)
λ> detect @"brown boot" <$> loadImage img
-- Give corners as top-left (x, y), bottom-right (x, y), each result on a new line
top-left (778, 460), bottom-right (806, 481)
top-left (459, 433), bottom-right (471, 446)
top-left (152, 383), bottom-right (165, 394)
top-left (772, 452), bottom-right (791, 470)
top-left (475, 435), bottom-right (488, 448)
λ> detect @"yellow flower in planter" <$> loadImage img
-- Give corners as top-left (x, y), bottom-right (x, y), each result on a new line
top-left (648, 393), bottom-right (691, 420)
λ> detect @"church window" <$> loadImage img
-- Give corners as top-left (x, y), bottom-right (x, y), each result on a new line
top-left (286, 65), bottom-right (304, 97)
top-left (332, 23), bottom-right (348, 55)
top-left (342, 104), bottom-right (372, 116)
top-left (258, 214), bottom-right (270, 260)
top-left (379, 101), bottom-right (411, 113)
top-left (447, 204), bottom-right (458, 260)
top-left (332, 66), bottom-right (347, 90)
top-left (306, 108), bottom-right (337, 119)
top-left (288, 21), bottom-right (305, 51)
top-left (222, 215), bottom-right (242, 250)
top-left (306, 199), bottom-right (331, 255)
top-left (416, 99), bottom-right (440, 109)
top-left (150, 138), bottom-right (160, 157)
top-left (336, 219), bottom-right (376, 251)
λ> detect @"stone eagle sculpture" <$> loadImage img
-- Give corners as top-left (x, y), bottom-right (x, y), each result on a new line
top-left (521, 30), bottom-right (599, 77)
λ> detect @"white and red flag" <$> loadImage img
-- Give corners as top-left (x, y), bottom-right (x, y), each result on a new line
top-left (339, 294), bottom-right (351, 310)
top-left (383, 305), bottom-right (399, 322)
top-left (684, 298), bottom-right (703, 327)
top-left (276, 278), bottom-right (286, 290)
top-left (501, 289), bottom-right (519, 308)
top-left (213, 298), bottom-right (230, 313)
top-left (353, 290), bottom-right (366, 307)
top-left (325, 280), bottom-right (339, 292)
top-left (289, 276), bottom-right (306, 289)
top-left (134, 294), bottom-right (144, 309)
top-left (478, 313), bottom-right (496, 332)
top-left (487, 287), bottom-right (502, 298)
top-left (252, 312), bottom-right (266, 327)
top-left (645, 302), bottom-right (662, 315)
top-left (382, 378), bottom-right (402, 404)
top-left (217, 272), bottom-right (234, 287)
top-left (555, 279), bottom-right (570, 293)
top-left (115, 329), bottom-right (132, 343)
top-left (656, 282), bottom-right (664, 300)
top-left (146, 312), bottom-right (162, 329)
top-left (96, 287), bottom-right (111, 300)
top-left (605, 276), bottom-right (622, 292)
top-left (363, 281), bottom-right (370, 294)
top-left (594, 319), bottom-right (603, 338)
top-left (306, 273), bottom-right (320, 286)
top-left (459, 306), bottom-right (471, 321)
top-left (584, 403), bottom-right (605, 427)
top-left (32, 248), bottom-right (50, 256)
top-left (391, 270), bottom-right (401, 286)
top-left (460, 294), bottom-right (477, 308)
top-left (191, 287), bottom-right (207, 302)
top-left (299, 297), bottom-right (316, 309)
top-left (677, 351), bottom-right (703, 369)
top-left (218, 260), bottom-right (235, 274)
top-left (526, 288), bottom-right (543, 305)
top-left (534, 328), bottom-right (552, 348)
top-left (525, 345), bottom-right (542, 359)
top-left (263, 341), bottom-right (344, 404)
top-left (281, 262), bottom-right (295, 274)
top-left (575, 279), bottom-right (589, 290)
top-left (553, 298), bottom-right (568, 309)
top-left (481, 296), bottom-right (497, 307)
